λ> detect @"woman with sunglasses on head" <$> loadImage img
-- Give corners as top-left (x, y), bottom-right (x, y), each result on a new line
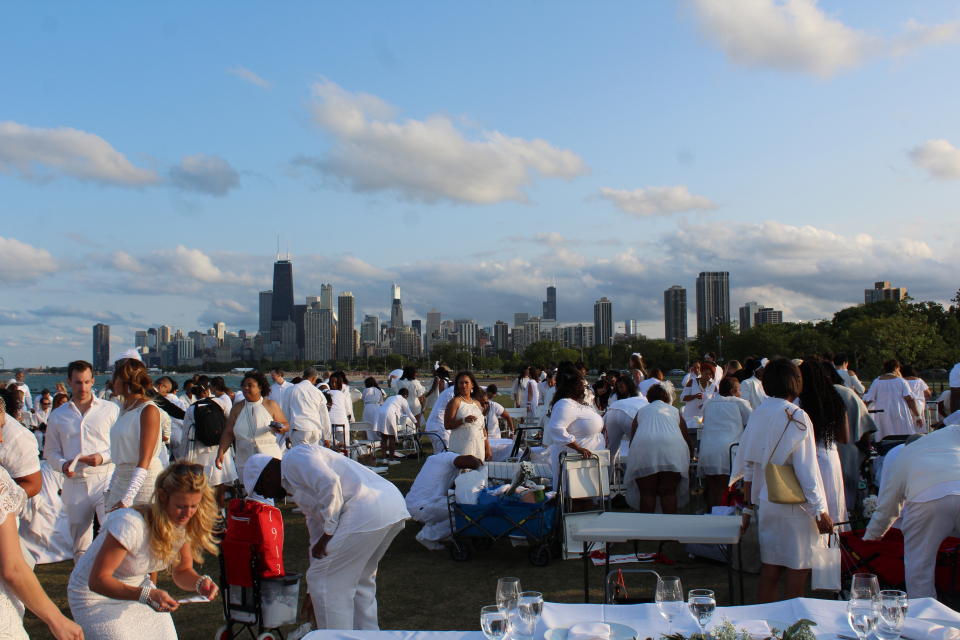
top-left (67, 463), bottom-right (220, 639)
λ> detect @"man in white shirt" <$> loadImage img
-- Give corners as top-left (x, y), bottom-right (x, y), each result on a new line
top-left (865, 425), bottom-right (960, 598)
top-left (13, 370), bottom-right (33, 410)
top-left (834, 353), bottom-right (866, 395)
top-left (269, 367), bottom-right (293, 406)
top-left (44, 360), bottom-right (119, 561)
top-left (424, 385), bottom-right (456, 452)
top-left (483, 386), bottom-right (514, 438)
top-left (244, 448), bottom-right (410, 630)
top-left (405, 451), bottom-right (482, 549)
top-left (0, 399), bottom-right (42, 498)
top-left (287, 367), bottom-right (332, 448)
top-left (326, 373), bottom-right (355, 450)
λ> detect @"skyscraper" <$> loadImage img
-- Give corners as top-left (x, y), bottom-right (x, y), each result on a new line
top-left (425, 307), bottom-right (442, 354)
top-left (306, 295), bottom-right (320, 308)
top-left (625, 319), bottom-right (637, 335)
top-left (259, 290), bottom-right (273, 335)
top-left (493, 320), bottom-right (509, 351)
top-left (157, 325), bottom-right (171, 346)
top-left (542, 281), bottom-right (557, 321)
top-left (411, 319), bottom-right (421, 336)
top-left (695, 271), bottom-right (730, 336)
top-left (305, 308), bottom-right (334, 362)
top-left (93, 323), bottom-right (110, 371)
top-left (455, 319), bottom-right (479, 348)
top-left (361, 314), bottom-right (380, 345)
top-left (739, 301), bottom-right (762, 332)
top-left (755, 307), bottom-right (783, 326)
top-left (514, 312), bottom-right (529, 328)
top-left (293, 304), bottom-right (307, 352)
top-left (664, 285), bottom-right (687, 344)
top-left (320, 284), bottom-right (333, 310)
top-left (271, 253), bottom-right (295, 324)
top-left (135, 331), bottom-right (148, 352)
top-left (390, 282), bottom-right (403, 328)
top-left (214, 322), bottom-right (226, 344)
top-left (337, 292), bottom-right (356, 360)
top-left (593, 297), bottom-right (613, 347)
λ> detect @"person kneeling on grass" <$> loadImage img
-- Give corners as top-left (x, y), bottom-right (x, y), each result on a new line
top-left (406, 452), bottom-right (482, 550)
top-left (374, 388), bottom-right (417, 465)
top-left (244, 447), bottom-right (410, 630)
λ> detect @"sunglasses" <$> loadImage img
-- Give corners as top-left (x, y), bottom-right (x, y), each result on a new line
top-left (171, 463), bottom-right (204, 477)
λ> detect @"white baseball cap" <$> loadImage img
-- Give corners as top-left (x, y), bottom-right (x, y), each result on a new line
top-left (243, 454), bottom-right (275, 496)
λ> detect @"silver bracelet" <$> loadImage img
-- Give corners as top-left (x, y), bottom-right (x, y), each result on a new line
top-left (139, 585), bottom-right (152, 605)
top-left (196, 574), bottom-right (211, 592)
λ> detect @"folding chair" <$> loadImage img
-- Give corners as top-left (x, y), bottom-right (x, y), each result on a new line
top-left (606, 569), bottom-right (661, 604)
top-left (396, 416), bottom-right (422, 462)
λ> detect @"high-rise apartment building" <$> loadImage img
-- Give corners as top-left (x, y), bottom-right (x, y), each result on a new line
top-left (865, 281), bottom-right (907, 304)
top-left (390, 282), bottom-right (404, 328)
top-left (411, 319), bottom-right (421, 335)
top-left (214, 322), bottom-right (226, 344)
top-left (524, 317), bottom-right (541, 348)
top-left (305, 308), bottom-right (334, 362)
top-left (320, 284), bottom-right (334, 310)
top-left (695, 271), bottom-right (730, 335)
top-left (664, 286), bottom-right (687, 344)
top-left (593, 297), bottom-right (613, 347)
top-left (259, 290), bottom-right (273, 335)
top-left (337, 292), bottom-right (356, 360)
top-left (93, 323), bottom-right (110, 371)
top-left (175, 337), bottom-right (194, 362)
top-left (134, 330), bottom-right (148, 352)
top-left (552, 323), bottom-right (595, 349)
top-left (625, 319), bottom-right (637, 336)
top-left (739, 301), bottom-right (762, 332)
top-left (493, 320), bottom-right (509, 351)
top-left (542, 282), bottom-right (557, 321)
top-left (293, 304), bottom-right (307, 352)
top-left (755, 307), bottom-right (783, 326)
top-left (157, 325), bottom-right (171, 346)
top-left (271, 254), bottom-right (295, 324)
top-left (455, 319), bottom-right (479, 348)
top-left (514, 312), bottom-right (529, 328)
top-left (425, 308), bottom-right (442, 354)
top-left (361, 314), bottom-right (380, 345)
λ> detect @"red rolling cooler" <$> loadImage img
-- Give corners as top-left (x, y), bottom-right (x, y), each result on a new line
top-left (216, 498), bottom-right (301, 640)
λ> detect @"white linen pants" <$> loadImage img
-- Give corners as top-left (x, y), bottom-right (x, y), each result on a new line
top-left (290, 429), bottom-right (322, 447)
top-left (410, 498), bottom-right (451, 542)
top-left (307, 520), bottom-right (405, 630)
top-left (901, 494), bottom-right (960, 599)
top-left (61, 469), bottom-right (112, 562)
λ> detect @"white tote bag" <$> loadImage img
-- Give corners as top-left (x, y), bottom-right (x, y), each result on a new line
top-left (812, 532), bottom-right (841, 591)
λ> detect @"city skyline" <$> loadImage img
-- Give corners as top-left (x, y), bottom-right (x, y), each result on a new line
top-left (4, 2), bottom-right (960, 367)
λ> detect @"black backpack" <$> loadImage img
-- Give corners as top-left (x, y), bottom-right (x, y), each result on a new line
top-left (193, 398), bottom-right (227, 447)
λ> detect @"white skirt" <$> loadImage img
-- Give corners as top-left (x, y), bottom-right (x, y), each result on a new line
top-left (362, 403), bottom-right (380, 425)
top-left (698, 428), bottom-right (739, 477)
top-left (187, 440), bottom-right (239, 487)
top-left (757, 498), bottom-right (825, 570)
top-left (817, 444), bottom-right (847, 526)
top-left (624, 419), bottom-right (690, 510)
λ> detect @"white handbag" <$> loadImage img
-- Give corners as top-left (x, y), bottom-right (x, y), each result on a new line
top-left (812, 532), bottom-right (841, 591)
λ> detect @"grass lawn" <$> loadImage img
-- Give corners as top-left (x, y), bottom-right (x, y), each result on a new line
top-left (24, 392), bottom-right (835, 639)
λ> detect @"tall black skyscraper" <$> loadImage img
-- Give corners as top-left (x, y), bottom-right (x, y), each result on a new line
top-left (664, 285), bottom-right (687, 344)
top-left (271, 252), bottom-right (295, 324)
top-left (93, 323), bottom-right (110, 371)
top-left (695, 271), bottom-right (730, 335)
top-left (542, 280), bottom-right (556, 321)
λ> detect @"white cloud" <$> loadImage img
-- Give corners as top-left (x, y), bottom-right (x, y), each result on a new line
top-left (689, 0), bottom-right (959, 78)
top-left (0, 237), bottom-right (63, 282)
top-left (227, 65), bottom-right (272, 89)
top-left (909, 139), bottom-right (960, 179)
top-left (0, 121), bottom-right (160, 186)
top-left (296, 78), bottom-right (590, 204)
top-left (598, 186), bottom-right (718, 217)
top-left (28, 305), bottom-right (124, 323)
top-left (169, 154), bottom-right (240, 196)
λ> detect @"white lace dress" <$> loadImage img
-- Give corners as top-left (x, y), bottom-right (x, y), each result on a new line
top-left (0, 468), bottom-right (29, 640)
top-left (448, 399), bottom-right (486, 460)
top-left (68, 509), bottom-right (181, 639)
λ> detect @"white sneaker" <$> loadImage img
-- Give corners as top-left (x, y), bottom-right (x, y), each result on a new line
top-left (292, 507), bottom-right (303, 514)
top-left (387, 459), bottom-right (401, 465)
top-left (415, 530), bottom-right (445, 551)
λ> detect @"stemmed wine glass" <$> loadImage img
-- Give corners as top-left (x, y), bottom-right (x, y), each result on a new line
top-left (851, 573), bottom-right (881, 600)
top-left (656, 577), bottom-right (685, 634)
top-left (847, 597), bottom-right (879, 640)
top-left (497, 577), bottom-right (521, 614)
top-left (688, 589), bottom-right (716, 637)
top-left (481, 606), bottom-right (508, 640)
top-left (519, 591), bottom-right (544, 626)
top-left (875, 591), bottom-right (908, 640)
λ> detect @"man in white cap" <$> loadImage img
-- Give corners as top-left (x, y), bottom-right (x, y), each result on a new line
top-left (44, 360), bottom-right (119, 561)
top-left (405, 452), bottom-right (481, 550)
top-left (244, 446), bottom-right (409, 630)
top-left (286, 367), bottom-right (331, 448)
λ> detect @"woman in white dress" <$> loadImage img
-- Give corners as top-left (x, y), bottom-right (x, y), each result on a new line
top-left (798, 358), bottom-right (850, 527)
top-left (395, 367), bottom-right (426, 427)
top-left (0, 467), bottom-right (83, 640)
top-left (512, 366), bottom-right (531, 411)
top-left (625, 385), bottom-right (693, 514)
top-left (68, 463), bottom-right (221, 640)
top-left (106, 359), bottom-right (166, 511)
top-left (699, 377), bottom-right (752, 509)
top-left (375, 388), bottom-right (418, 464)
top-left (731, 358), bottom-right (834, 603)
top-left (863, 359), bottom-right (923, 440)
top-left (215, 371), bottom-right (287, 478)
top-left (902, 365), bottom-right (932, 429)
top-left (182, 380), bottom-right (238, 507)
top-left (604, 377), bottom-right (648, 465)
top-left (445, 371), bottom-right (491, 461)
top-left (361, 377), bottom-right (386, 440)
top-left (681, 362), bottom-right (717, 423)
top-left (629, 353), bottom-right (647, 386)
top-left (547, 367), bottom-right (606, 485)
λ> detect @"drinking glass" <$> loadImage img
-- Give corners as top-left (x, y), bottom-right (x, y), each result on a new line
top-left (688, 589), bottom-right (716, 636)
top-left (847, 598), bottom-right (878, 640)
top-left (481, 606), bottom-right (508, 640)
top-left (519, 591), bottom-right (544, 627)
top-left (851, 573), bottom-right (881, 600)
top-left (497, 577), bottom-right (521, 614)
top-left (656, 577), bottom-right (685, 634)
top-left (875, 591), bottom-right (908, 640)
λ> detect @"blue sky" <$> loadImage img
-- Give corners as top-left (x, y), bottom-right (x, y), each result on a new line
top-left (3, 0), bottom-right (960, 367)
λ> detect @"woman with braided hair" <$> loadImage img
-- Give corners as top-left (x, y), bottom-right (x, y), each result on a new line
top-left (798, 356), bottom-right (850, 527)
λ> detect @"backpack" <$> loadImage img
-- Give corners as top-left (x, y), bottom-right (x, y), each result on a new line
top-left (223, 498), bottom-right (285, 587)
top-left (192, 398), bottom-right (226, 447)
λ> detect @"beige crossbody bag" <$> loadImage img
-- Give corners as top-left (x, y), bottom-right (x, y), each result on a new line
top-left (764, 407), bottom-right (808, 504)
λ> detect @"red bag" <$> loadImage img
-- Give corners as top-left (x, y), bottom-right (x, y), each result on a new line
top-left (223, 498), bottom-right (284, 587)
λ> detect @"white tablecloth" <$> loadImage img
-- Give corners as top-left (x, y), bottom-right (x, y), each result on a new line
top-left (303, 597), bottom-right (960, 640)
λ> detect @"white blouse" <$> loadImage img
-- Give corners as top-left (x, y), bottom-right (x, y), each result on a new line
top-left (110, 402), bottom-right (163, 466)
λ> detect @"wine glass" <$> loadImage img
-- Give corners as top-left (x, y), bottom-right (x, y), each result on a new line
top-left (875, 591), bottom-right (908, 640)
top-left (497, 577), bottom-right (521, 614)
top-left (851, 573), bottom-right (881, 600)
top-left (688, 589), bottom-right (716, 636)
top-left (481, 606), bottom-right (508, 640)
top-left (847, 598), bottom-right (879, 640)
top-left (656, 576), bottom-right (685, 634)
top-left (519, 591), bottom-right (544, 626)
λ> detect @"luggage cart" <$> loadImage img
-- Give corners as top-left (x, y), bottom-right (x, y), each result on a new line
top-left (447, 493), bottom-right (558, 566)
top-left (215, 547), bottom-right (301, 640)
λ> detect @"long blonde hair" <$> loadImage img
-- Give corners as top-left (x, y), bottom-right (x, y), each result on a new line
top-left (134, 464), bottom-right (220, 567)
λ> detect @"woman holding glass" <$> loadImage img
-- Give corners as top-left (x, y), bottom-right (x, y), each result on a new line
top-left (730, 358), bottom-right (834, 603)
top-left (445, 371), bottom-right (491, 462)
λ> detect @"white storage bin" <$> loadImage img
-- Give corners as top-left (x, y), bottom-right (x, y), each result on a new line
top-left (227, 573), bottom-right (301, 628)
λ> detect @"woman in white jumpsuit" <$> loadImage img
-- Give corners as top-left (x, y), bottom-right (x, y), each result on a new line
top-left (215, 370), bottom-right (288, 478)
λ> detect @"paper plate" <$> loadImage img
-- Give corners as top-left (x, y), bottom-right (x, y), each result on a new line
top-left (544, 622), bottom-right (638, 640)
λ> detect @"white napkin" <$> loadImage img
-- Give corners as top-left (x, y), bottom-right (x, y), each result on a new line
top-left (730, 620), bottom-right (772, 639)
top-left (902, 619), bottom-right (960, 640)
top-left (68, 455), bottom-right (80, 473)
top-left (568, 622), bottom-right (611, 640)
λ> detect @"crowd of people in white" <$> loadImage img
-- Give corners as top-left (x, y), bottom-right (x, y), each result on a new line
top-left (0, 350), bottom-right (959, 638)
